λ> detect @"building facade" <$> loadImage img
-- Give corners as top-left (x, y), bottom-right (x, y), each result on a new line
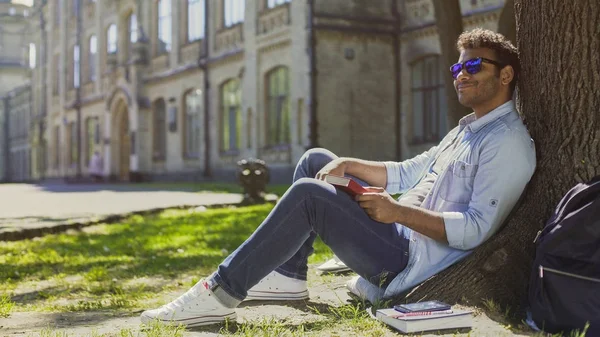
top-left (24, 0), bottom-right (507, 183)
top-left (0, 0), bottom-right (33, 181)
top-left (1, 85), bottom-right (32, 182)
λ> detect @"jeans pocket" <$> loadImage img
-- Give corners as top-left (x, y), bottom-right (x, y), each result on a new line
top-left (368, 269), bottom-right (398, 289)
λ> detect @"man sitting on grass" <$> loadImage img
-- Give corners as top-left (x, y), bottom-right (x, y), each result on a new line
top-left (141, 28), bottom-right (536, 327)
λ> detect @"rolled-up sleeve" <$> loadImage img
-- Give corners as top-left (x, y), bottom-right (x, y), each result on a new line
top-left (384, 145), bottom-right (439, 194)
top-left (443, 130), bottom-right (536, 250)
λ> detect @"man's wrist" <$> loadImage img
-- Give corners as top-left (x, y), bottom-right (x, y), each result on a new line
top-left (394, 202), bottom-right (408, 224)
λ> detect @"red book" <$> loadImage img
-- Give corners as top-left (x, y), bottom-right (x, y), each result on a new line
top-left (324, 175), bottom-right (368, 197)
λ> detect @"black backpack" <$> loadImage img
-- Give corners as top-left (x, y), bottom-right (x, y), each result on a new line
top-left (529, 176), bottom-right (600, 335)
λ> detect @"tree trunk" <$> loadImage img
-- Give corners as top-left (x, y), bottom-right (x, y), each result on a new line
top-left (432, 0), bottom-right (472, 127)
top-left (497, 0), bottom-right (516, 43)
top-left (399, 0), bottom-right (600, 316)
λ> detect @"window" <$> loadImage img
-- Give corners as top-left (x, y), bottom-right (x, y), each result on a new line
top-left (129, 13), bottom-right (138, 44)
top-left (28, 43), bottom-right (36, 69)
top-left (89, 35), bottom-right (97, 81)
top-left (73, 0), bottom-right (80, 16)
top-left (410, 55), bottom-right (448, 144)
top-left (107, 24), bottom-right (117, 54)
top-left (184, 89), bottom-right (202, 158)
top-left (153, 99), bottom-right (166, 161)
top-left (267, 0), bottom-right (290, 8)
top-left (53, 126), bottom-right (60, 169)
top-left (85, 117), bottom-right (97, 165)
top-left (73, 45), bottom-right (80, 88)
top-left (54, 0), bottom-right (61, 25)
top-left (128, 13), bottom-right (138, 60)
top-left (188, 0), bottom-right (205, 41)
top-left (157, 0), bottom-right (172, 53)
top-left (68, 122), bottom-right (77, 166)
top-left (266, 67), bottom-right (290, 146)
top-left (53, 54), bottom-right (59, 95)
top-left (224, 0), bottom-right (244, 27)
top-left (220, 79), bottom-right (241, 151)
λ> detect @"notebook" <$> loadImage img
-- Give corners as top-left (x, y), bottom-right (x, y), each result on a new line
top-left (376, 308), bottom-right (473, 333)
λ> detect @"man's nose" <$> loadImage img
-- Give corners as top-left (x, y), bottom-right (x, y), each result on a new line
top-left (456, 68), bottom-right (470, 82)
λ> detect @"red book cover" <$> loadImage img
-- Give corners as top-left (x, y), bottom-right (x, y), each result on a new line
top-left (324, 175), bottom-right (368, 197)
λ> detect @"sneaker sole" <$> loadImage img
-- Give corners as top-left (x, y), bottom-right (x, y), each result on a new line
top-left (141, 312), bottom-right (237, 327)
top-left (245, 289), bottom-right (309, 301)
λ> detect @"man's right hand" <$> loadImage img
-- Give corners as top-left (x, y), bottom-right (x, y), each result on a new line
top-left (315, 158), bottom-right (348, 180)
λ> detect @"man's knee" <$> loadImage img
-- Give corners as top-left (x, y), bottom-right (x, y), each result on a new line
top-left (299, 148), bottom-right (337, 166)
top-left (289, 177), bottom-right (331, 199)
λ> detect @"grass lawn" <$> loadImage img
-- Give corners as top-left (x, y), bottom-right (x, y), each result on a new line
top-left (134, 182), bottom-right (292, 197)
top-left (0, 203), bottom-right (392, 336)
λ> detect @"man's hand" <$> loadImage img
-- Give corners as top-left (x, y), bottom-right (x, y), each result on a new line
top-left (355, 187), bottom-right (400, 224)
top-left (315, 158), bottom-right (347, 180)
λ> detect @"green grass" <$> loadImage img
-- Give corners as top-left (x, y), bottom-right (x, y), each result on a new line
top-left (34, 320), bottom-right (187, 337)
top-left (134, 182), bottom-right (291, 197)
top-left (0, 204), bottom-right (332, 314)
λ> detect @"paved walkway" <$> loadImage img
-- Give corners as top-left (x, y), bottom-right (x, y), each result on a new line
top-left (0, 183), bottom-right (243, 240)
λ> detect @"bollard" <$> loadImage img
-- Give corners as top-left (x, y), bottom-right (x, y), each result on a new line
top-left (237, 158), bottom-right (270, 205)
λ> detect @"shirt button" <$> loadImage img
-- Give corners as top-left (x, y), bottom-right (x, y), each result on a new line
top-left (461, 165), bottom-right (466, 170)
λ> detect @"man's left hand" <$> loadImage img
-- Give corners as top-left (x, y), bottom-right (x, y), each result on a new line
top-left (355, 187), bottom-right (400, 224)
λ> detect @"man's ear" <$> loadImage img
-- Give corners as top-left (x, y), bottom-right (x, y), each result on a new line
top-left (501, 66), bottom-right (515, 86)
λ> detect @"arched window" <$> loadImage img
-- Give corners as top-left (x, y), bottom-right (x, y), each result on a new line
top-left (220, 79), bottom-right (241, 151)
top-left (157, 0), bottom-right (172, 53)
top-left (107, 24), bottom-right (117, 54)
top-left (88, 35), bottom-right (97, 81)
top-left (410, 55), bottom-right (447, 144)
top-left (223, 0), bottom-right (244, 27)
top-left (153, 99), bottom-right (167, 161)
top-left (184, 89), bottom-right (202, 158)
top-left (266, 66), bottom-right (290, 146)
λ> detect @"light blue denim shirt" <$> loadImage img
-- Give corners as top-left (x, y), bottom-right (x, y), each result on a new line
top-left (357, 100), bottom-right (537, 302)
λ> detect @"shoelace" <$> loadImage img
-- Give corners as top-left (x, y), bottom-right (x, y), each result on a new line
top-left (163, 281), bottom-right (207, 311)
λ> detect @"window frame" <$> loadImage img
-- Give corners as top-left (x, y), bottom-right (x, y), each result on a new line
top-left (223, 0), bottom-right (245, 28)
top-left (267, 0), bottom-right (290, 9)
top-left (152, 99), bottom-right (167, 161)
top-left (410, 55), bottom-right (447, 145)
top-left (157, 0), bottom-right (172, 54)
top-left (183, 89), bottom-right (202, 158)
top-left (107, 24), bottom-right (117, 55)
top-left (265, 66), bottom-right (291, 147)
top-left (187, 0), bottom-right (205, 42)
top-left (220, 79), bottom-right (242, 153)
top-left (88, 35), bottom-right (97, 82)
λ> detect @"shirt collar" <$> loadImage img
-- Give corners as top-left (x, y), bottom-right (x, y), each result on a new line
top-left (458, 100), bottom-right (516, 133)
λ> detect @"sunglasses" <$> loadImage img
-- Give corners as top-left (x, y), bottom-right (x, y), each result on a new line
top-left (450, 57), bottom-right (506, 79)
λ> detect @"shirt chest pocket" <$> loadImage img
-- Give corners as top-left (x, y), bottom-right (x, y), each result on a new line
top-left (438, 160), bottom-right (478, 204)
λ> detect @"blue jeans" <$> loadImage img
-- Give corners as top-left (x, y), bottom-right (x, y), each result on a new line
top-left (211, 148), bottom-right (410, 307)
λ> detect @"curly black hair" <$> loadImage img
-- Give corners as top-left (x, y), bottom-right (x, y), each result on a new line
top-left (456, 28), bottom-right (520, 92)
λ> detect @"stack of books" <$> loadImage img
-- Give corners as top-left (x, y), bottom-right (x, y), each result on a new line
top-left (375, 300), bottom-right (472, 333)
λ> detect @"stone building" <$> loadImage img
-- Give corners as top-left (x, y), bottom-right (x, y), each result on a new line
top-left (26, 0), bottom-right (507, 182)
top-left (0, 0), bottom-right (33, 181)
top-left (1, 85), bottom-right (32, 182)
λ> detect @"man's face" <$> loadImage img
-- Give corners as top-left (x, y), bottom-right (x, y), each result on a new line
top-left (453, 48), bottom-right (502, 108)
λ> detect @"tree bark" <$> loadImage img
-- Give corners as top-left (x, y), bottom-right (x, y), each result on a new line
top-left (497, 0), bottom-right (516, 43)
top-left (398, 0), bottom-right (600, 316)
top-left (432, 0), bottom-right (472, 127)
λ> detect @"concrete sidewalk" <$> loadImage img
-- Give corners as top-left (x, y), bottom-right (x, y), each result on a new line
top-left (0, 183), bottom-right (244, 241)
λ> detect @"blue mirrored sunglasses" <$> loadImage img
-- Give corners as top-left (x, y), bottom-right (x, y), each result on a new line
top-left (450, 57), bottom-right (506, 79)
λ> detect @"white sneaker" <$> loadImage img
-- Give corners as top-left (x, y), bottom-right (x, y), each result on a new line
top-left (317, 256), bottom-right (351, 273)
top-left (140, 279), bottom-right (236, 327)
top-left (246, 271), bottom-right (309, 301)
